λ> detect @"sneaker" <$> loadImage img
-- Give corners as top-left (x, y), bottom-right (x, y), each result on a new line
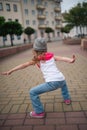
top-left (30, 111), bottom-right (45, 118)
top-left (64, 99), bottom-right (71, 105)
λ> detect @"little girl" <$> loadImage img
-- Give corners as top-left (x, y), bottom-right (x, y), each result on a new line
top-left (1, 37), bottom-right (75, 118)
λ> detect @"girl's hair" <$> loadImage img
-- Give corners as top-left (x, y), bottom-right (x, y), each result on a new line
top-left (32, 50), bottom-right (47, 64)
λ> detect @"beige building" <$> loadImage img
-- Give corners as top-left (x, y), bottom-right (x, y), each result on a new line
top-left (0, 0), bottom-right (62, 46)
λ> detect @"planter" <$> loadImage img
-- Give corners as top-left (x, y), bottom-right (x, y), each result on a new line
top-left (63, 38), bottom-right (81, 45)
top-left (0, 44), bottom-right (33, 58)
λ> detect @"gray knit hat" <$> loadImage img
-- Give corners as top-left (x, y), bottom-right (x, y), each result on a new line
top-left (33, 37), bottom-right (47, 51)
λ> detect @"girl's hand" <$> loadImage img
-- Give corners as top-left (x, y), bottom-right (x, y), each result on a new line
top-left (69, 55), bottom-right (75, 63)
top-left (1, 70), bottom-right (12, 76)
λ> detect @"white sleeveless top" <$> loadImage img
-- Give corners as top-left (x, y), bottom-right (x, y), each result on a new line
top-left (38, 52), bottom-right (65, 82)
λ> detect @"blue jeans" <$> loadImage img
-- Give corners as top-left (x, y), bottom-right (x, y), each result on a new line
top-left (29, 80), bottom-right (70, 114)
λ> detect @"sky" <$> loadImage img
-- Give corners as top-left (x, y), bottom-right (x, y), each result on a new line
top-left (61, 0), bottom-right (86, 13)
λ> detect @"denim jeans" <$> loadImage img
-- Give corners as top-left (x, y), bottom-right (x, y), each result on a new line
top-left (29, 80), bottom-right (70, 114)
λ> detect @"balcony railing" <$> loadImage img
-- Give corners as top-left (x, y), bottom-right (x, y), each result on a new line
top-left (37, 14), bottom-right (46, 19)
top-left (54, 7), bottom-right (61, 12)
top-left (38, 24), bottom-right (46, 29)
top-left (55, 16), bottom-right (61, 20)
top-left (55, 25), bottom-right (62, 29)
top-left (36, 4), bottom-right (45, 10)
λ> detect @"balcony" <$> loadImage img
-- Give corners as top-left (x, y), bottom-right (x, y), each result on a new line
top-left (54, 7), bottom-right (61, 12)
top-left (55, 25), bottom-right (62, 29)
top-left (55, 16), bottom-right (61, 20)
top-left (36, 4), bottom-right (45, 10)
top-left (38, 24), bottom-right (46, 29)
top-left (37, 14), bottom-right (46, 19)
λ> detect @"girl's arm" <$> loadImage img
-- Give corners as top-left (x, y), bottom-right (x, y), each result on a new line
top-left (1, 60), bottom-right (35, 75)
top-left (54, 55), bottom-right (75, 63)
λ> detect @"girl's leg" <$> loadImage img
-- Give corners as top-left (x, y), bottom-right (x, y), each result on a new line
top-left (29, 81), bottom-right (61, 114)
top-left (29, 83), bottom-right (50, 114)
top-left (61, 80), bottom-right (71, 100)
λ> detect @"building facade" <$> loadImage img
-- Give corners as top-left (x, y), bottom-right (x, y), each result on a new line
top-left (0, 0), bottom-right (62, 46)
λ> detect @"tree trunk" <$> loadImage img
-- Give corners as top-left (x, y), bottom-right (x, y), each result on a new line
top-left (3, 37), bottom-right (6, 47)
top-left (76, 26), bottom-right (78, 35)
top-left (79, 26), bottom-right (83, 37)
top-left (28, 35), bottom-right (31, 43)
top-left (86, 27), bottom-right (87, 35)
top-left (10, 35), bottom-right (13, 46)
top-left (48, 33), bottom-right (51, 42)
top-left (3, 41), bottom-right (5, 46)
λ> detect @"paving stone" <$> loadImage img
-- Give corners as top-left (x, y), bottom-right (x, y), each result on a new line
top-left (46, 118), bottom-right (65, 125)
top-left (54, 102), bottom-right (63, 112)
top-left (66, 117), bottom-right (87, 124)
top-left (46, 112), bottom-right (65, 118)
top-left (4, 119), bottom-right (24, 126)
top-left (79, 125), bottom-right (87, 130)
top-left (45, 103), bottom-right (54, 112)
top-left (18, 104), bottom-right (28, 113)
top-left (56, 125), bottom-right (78, 130)
top-left (24, 118), bottom-right (44, 125)
top-left (0, 127), bottom-right (11, 130)
top-left (10, 104), bottom-right (20, 113)
top-left (80, 102), bottom-right (87, 110)
top-left (63, 103), bottom-right (73, 111)
top-left (7, 113), bottom-right (26, 119)
top-left (12, 126), bottom-right (32, 130)
top-left (65, 112), bottom-right (85, 118)
top-left (33, 125), bottom-right (55, 130)
top-left (72, 102), bottom-right (82, 111)
top-left (1, 104), bottom-right (13, 114)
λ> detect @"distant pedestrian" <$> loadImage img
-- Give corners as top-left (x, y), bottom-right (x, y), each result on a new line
top-left (24, 38), bottom-right (26, 44)
top-left (1, 37), bottom-right (75, 118)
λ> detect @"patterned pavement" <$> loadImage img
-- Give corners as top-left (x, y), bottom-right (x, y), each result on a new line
top-left (0, 41), bottom-right (87, 130)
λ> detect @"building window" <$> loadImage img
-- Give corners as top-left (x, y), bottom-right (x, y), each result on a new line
top-left (0, 3), bottom-right (3, 11)
top-left (23, 0), bottom-right (28, 4)
top-left (26, 20), bottom-right (29, 25)
top-left (32, 10), bottom-right (35, 15)
top-left (52, 21), bottom-right (54, 25)
top-left (45, 11), bottom-right (48, 16)
top-left (6, 3), bottom-right (11, 11)
top-left (39, 20), bottom-right (44, 25)
top-left (46, 21), bottom-right (49, 25)
top-left (13, 4), bottom-right (17, 12)
top-left (3, 36), bottom-right (7, 41)
top-left (38, 10), bottom-right (43, 15)
top-left (15, 19), bottom-right (18, 22)
top-left (33, 20), bottom-right (36, 25)
top-left (25, 9), bottom-right (28, 15)
top-left (17, 35), bottom-right (21, 40)
top-left (31, 0), bottom-right (34, 5)
top-left (12, 35), bottom-right (14, 40)
top-left (44, 2), bottom-right (48, 7)
top-left (56, 21), bottom-right (60, 25)
top-left (37, 0), bottom-right (42, 4)
top-left (8, 18), bottom-right (12, 21)
top-left (51, 12), bottom-right (53, 16)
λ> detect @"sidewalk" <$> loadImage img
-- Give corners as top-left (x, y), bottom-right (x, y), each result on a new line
top-left (0, 41), bottom-right (87, 130)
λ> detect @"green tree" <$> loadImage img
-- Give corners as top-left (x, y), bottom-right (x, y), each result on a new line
top-left (0, 16), bottom-right (6, 46)
top-left (63, 2), bottom-right (87, 37)
top-left (45, 27), bottom-right (54, 41)
top-left (61, 24), bottom-right (73, 37)
top-left (24, 27), bottom-right (35, 43)
top-left (0, 16), bottom-right (5, 25)
top-left (82, 2), bottom-right (87, 35)
top-left (1, 21), bottom-right (23, 46)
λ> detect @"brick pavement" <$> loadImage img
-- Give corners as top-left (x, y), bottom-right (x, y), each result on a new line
top-left (0, 41), bottom-right (87, 130)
